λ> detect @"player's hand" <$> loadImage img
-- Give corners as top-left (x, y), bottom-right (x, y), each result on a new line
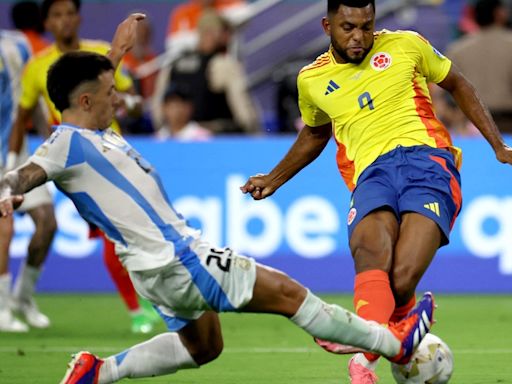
top-left (495, 144), bottom-right (512, 165)
top-left (0, 195), bottom-right (24, 217)
top-left (109, 13), bottom-right (146, 66)
top-left (240, 174), bottom-right (276, 200)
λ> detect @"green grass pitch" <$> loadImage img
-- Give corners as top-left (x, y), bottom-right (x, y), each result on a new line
top-left (0, 294), bottom-right (511, 383)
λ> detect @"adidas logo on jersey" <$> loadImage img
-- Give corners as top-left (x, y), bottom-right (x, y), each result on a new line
top-left (324, 80), bottom-right (340, 95)
top-left (424, 202), bottom-right (440, 217)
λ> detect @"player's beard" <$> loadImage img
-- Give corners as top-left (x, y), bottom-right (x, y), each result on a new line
top-left (331, 39), bottom-right (373, 64)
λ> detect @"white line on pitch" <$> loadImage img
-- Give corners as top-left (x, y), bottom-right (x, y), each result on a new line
top-left (0, 347), bottom-right (511, 354)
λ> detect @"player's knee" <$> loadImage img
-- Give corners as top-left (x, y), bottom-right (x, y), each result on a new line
top-left (350, 236), bottom-right (392, 271)
top-left (31, 205), bottom-right (57, 236)
top-left (189, 338), bottom-right (223, 365)
top-left (392, 265), bottom-right (421, 299)
top-left (275, 275), bottom-right (307, 314)
top-left (41, 211), bottom-right (57, 236)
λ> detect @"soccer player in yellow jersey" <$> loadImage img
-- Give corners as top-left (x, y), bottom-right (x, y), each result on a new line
top-left (241, 0), bottom-right (512, 382)
top-left (5, 0), bottom-right (156, 334)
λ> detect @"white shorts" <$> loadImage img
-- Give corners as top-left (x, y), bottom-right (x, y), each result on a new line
top-left (129, 240), bottom-right (257, 331)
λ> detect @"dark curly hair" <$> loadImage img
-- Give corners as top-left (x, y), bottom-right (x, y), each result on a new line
top-left (328, 0), bottom-right (375, 14)
top-left (47, 51), bottom-right (113, 112)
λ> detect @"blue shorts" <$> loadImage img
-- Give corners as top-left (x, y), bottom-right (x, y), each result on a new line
top-left (347, 145), bottom-right (462, 245)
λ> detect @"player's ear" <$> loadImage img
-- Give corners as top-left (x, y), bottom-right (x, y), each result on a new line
top-left (78, 93), bottom-right (92, 111)
top-left (322, 17), bottom-right (331, 36)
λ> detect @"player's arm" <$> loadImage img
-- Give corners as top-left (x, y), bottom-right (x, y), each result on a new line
top-left (107, 13), bottom-right (146, 70)
top-left (7, 105), bottom-right (35, 169)
top-left (438, 65), bottom-right (512, 164)
top-left (0, 163), bottom-right (48, 217)
top-left (241, 123), bottom-right (332, 200)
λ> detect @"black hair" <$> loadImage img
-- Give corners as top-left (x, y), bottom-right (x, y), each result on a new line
top-left (164, 84), bottom-right (193, 102)
top-left (474, 0), bottom-right (503, 27)
top-left (11, 1), bottom-right (44, 33)
top-left (47, 51), bottom-right (113, 112)
top-left (327, 0), bottom-right (375, 14)
top-left (41, 0), bottom-right (81, 21)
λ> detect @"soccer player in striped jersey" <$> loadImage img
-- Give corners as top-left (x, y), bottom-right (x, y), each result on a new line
top-left (241, 0), bottom-right (512, 382)
top-left (0, 14), bottom-right (434, 383)
top-left (0, 29), bottom-right (33, 332)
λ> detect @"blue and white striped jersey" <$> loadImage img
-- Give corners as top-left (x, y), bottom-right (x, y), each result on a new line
top-left (0, 30), bottom-right (31, 165)
top-left (30, 124), bottom-right (200, 271)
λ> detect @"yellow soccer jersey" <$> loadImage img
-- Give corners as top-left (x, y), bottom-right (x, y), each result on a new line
top-left (20, 39), bottom-right (132, 127)
top-left (298, 29), bottom-right (461, 191)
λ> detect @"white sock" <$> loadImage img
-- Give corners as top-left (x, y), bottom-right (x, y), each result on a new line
top-left (353, 352), bottom-right (380, 370)
top-left (0, 273), bottom-right (11, 311)
top-left (290, 290), bottom-right (400, 358)
top-left (12, 263), bottom-right (40, 303)
top-left (98, 332), bottom-right (198, 383)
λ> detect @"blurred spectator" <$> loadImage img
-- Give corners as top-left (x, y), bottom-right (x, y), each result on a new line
top-left (446, 0), bottom-right (512, 133)
top-left (0, 29), bottom-right (32, 333)
top-left (165, 0), bottom-right (250, 57)
top-left (273, 60), bottom-right (311, 134)
top-left (156, 85), bottom-right (212, 140)
top-left (457, 3), bottom-right (480, 35)
top-left (429, 83), bottom-right (479, 136)
top-left (10, 1), bottom-right (49, 54)
top-left (153, 11), bottom-right (260, 135)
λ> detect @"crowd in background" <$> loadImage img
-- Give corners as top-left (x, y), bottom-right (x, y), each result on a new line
top-left (5, 0), bottom-right (512, 138)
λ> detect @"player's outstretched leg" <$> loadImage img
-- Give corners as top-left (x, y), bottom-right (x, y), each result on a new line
top-left (60, 312), bottom-right (220, 384)
top-left (244, 265), bottom-right (434, 362)
top-left (59, 262), bottom-right (434, 383)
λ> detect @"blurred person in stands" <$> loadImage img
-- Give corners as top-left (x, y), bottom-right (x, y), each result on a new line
top-left (165, 0), bottom-right (250, 57)
top-left (446, 0), bottom-right (512, 133)
top-left (7, 0), bottom-right (158, 333)
top-left (0, 30), bottom-right (33, 332)
top-left (10, 1), bottom-right (49, 54)
top-left (156, 85), bottom-right (212, 141)
top-left (429, 83), bottom-right (479, 136)
top-left (153, 11), bottom-right (260, 135)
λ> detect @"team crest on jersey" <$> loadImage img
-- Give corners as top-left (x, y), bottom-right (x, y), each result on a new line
top-left (370, 52), bottom-right (392, 71)
top-left (347, 208), bottom-right (357, 225)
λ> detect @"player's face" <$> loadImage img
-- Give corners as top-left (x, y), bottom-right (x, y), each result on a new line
top-left (90, 71), bottom-right (118, 129)
top-left (44, 0), bottom-right (81, 44)
top-left (322, 4), bottom-right (375, 64)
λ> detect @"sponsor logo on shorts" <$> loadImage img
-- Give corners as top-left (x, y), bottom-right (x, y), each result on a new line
top-left (424, 202), bottom-right (440, 217)
top-left (347, 207), bottom-right (357, 225)
top-left (370, 52), bottom-right (392, 71)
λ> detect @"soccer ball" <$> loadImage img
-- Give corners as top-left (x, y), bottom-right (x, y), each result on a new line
top-left (391, 333), bottom-right (454, 384)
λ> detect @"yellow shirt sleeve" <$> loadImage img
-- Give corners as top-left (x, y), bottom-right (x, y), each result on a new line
top-left (297, 72), bottom-right (331, 127)
top-left (114, 61), bottom-right (133, 92)
top-left (19, 58), bottom-right (42, 110)
top-left (404, 31), bottom-right (452, 84)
